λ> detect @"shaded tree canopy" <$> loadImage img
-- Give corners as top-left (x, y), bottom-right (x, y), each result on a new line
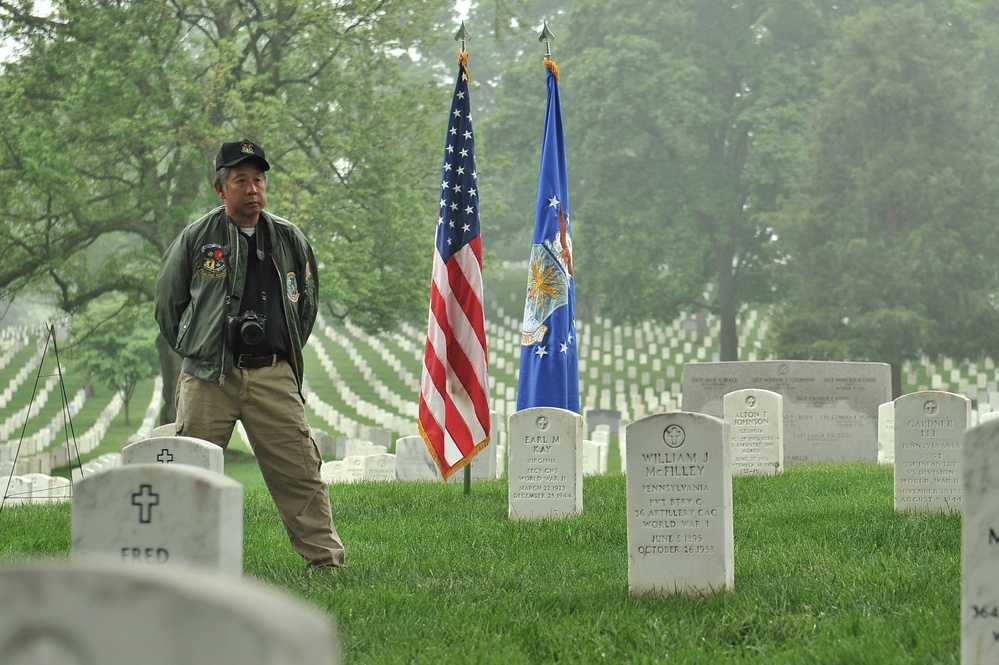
top-left (770, 0), bottom-right (999, 393)
top-left (483, 0), bottom-right (841, 360)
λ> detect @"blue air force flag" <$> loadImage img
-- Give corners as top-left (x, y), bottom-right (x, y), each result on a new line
top-left (516, 60), bottom-right (579, 413)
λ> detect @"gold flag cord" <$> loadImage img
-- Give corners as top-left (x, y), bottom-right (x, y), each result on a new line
top-left (458, 48), bottom-right (470, 83)
top-left (544, 56), bottom-right (560, 84)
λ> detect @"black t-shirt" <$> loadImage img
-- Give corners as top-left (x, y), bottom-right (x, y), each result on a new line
top-left (231, 228), bottom-right (290, 358)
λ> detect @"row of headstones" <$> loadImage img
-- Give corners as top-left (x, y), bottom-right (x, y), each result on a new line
top-left (313, 328), bottom-right (413, 419)
top-left (508, 403), bottom-right (999, 663)
top-left (1, 452), bottom-right (123, 506)
top-left (1, 433), bottom-right (339, 662)
top-left (1, 380), bottom-right (165, 502)
top-left (337, 319), bottom-right (422, 411)
top-left (1, 392), bottom-right (123, 476)
top-left (0, 355), bottom-right (161, 473)
top-left (0, 386), bottom-right (86, 460)
top-left (306, 336), bottom-right (413, 434)
top-left (314, 431), bottom-right (611, 484)
top-left (0, 372), bottom-right (60, 442)
top-left (0, 342), bottom-right (42, 411)
top-left (11, 404), bottom-right (991, 660)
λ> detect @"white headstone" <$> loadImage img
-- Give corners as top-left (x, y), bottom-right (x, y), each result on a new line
top-left (962, 418), bottom-right (999, 664)
top-left (394, 435), bottom-right (442, 482)
top-left (72, 464), bottom-right (243, 575)
top-left (723, 389), bottom-right (783, 476)
top-left (625, 412), bottom-right (734, 596)
top-left (341, 455), bottom-right (365, 483)
top-left (121, 435), bottom-right (223, 474)
top-left (508, 407), bottom-right (583, 520)
top-left (469, 440), bottom-right (499, 480)
top-left (878, 401), bottom-right (895, 464)
top-left (894, 390), bottom-right (968, 512)
top-left (361, 453), bottom-right (396, 482)
top-left (0, 559), bottom-right (338, 664)
top-left (320, 460), bottom-right (345, 484)
top-left (151, 423), bottom-right (176, 437)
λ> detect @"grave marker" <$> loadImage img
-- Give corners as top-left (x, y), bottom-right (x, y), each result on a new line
top-left (962, 418), bottom-right (999, 664)
top-left (72, 464), bottom-right (243, 575)
top-left (894, 390), bottom-right (968, 512)
top-left (682, 360), bottom-right (890, 465)
top-left (121, 435), bottom-right (223, 474)
top-left (625, 412), bottom-right (733, 596)
top-left (723, 389), bottom-right (783, 476)
top-left (878, 401), bottom-right (895, 464)
top-left (508, 407), bottom-right (583, 520)
top-left (585, 408), bottom-right (621, 437)
top-left (0, 559), bottom-right (338, 664)
top-left (395, 435), bottom-right (443, 481)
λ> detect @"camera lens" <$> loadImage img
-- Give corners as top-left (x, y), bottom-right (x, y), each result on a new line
top-left (240, 320), bottom-right (265, 345)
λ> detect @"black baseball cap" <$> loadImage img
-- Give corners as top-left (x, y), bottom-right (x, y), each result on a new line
top-left (215, 138), bottom-right (270, 171)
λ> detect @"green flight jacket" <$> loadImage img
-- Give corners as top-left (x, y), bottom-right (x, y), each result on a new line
top-left (155, 206), bottom-right (318, 392)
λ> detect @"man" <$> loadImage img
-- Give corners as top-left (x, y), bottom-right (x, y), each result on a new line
top-left (155, 138), bottom-right (345, 569)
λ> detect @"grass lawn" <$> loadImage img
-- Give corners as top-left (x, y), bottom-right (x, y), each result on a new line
top-left (0, 463), bottom-right (959, 664)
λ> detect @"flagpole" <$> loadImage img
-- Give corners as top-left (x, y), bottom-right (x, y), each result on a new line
top-left (456, 20), bottom-right (474, 497)
top-left (539, 20), bottom-right (554, 59)
top-left (539, 21), bottom-right (559, 81)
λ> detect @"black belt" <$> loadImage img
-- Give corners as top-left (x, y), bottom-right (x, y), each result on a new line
top-left (235, 353), bottom-right (285, 369)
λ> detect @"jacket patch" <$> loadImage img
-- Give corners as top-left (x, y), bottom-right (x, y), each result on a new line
top-left (286, 272), bottom-right (300, 302)
top-left (198, 243), bottom-right (227, 278)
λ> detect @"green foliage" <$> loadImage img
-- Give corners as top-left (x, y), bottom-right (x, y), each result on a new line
top-left (0, 0), bottom-right (447, 331)
top-left (482, 0), bottom-right (837, 360)
top-left (0, 466), bottom-right (961, 663)
top-left (69, 294), bottom-right (159, 425)
top-left (771, 1), bottom-right (999, 368)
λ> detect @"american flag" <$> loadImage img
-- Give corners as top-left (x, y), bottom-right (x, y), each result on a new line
top-left (418, 51), bottom-right (491, 482)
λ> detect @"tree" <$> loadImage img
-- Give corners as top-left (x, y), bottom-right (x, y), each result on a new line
top-left (0, 0), bottom-right (448, 422)
top-left (770, 1), bottom-right (999, 396)
top-left (483, 0), bottom-right (840, 358)
top-left (70, 295), bottom-right (159, 426)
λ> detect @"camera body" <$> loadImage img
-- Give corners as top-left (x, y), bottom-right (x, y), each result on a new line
top-left (228, 310), bottom-right (266, 346)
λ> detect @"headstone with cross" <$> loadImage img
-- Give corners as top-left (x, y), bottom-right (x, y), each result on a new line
top-left (121, 435), bottom-right (224, 474)
top-left (625, 411), bottom-right (734, 597)
top-left (72, 463), bottom-right (243, 575)
top-left (894, 390), bottom-right (969, 512)
top-left (507, 407), bottom-right (583, 520)
top-left (723, 388), bottom-right (784, 476)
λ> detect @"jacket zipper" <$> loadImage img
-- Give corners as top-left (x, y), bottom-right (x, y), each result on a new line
top-left (219, 221), bottom-right (237, 386)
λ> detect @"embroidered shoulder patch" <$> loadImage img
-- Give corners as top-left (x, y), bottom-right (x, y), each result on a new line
top-left (286, 272), bottom-right (300, 302)
top-left (198, 243), bottom-right (227, 278)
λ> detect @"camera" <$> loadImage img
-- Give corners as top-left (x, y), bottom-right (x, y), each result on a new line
top-left (228, 310), bottom-right (266, 345)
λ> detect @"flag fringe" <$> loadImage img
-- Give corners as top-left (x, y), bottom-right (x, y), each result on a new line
top-left (417, 419), bottom-right (491, 484)
top-left (544, 56), bottom-right (560, 84)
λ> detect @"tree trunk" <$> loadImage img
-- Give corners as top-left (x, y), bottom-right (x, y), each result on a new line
top-left (715, 247), bottom-right (739, 361)
top-left (890, 362), bottom-right (902, 400)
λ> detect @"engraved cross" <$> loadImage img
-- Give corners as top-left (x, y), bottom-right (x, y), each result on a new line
top-left (131, 484), bottom-right (160, 524)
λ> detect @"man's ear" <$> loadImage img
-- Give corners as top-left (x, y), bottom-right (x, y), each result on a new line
top-left (213, 181), bottom-right (225, 199)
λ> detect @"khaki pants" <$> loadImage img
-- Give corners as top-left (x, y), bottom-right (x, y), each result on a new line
top-left (174, 361), bottom-right (345, 567)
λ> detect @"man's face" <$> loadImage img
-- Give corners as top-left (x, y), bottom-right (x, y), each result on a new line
top-left (215, 162), bottom-right (267, 227)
